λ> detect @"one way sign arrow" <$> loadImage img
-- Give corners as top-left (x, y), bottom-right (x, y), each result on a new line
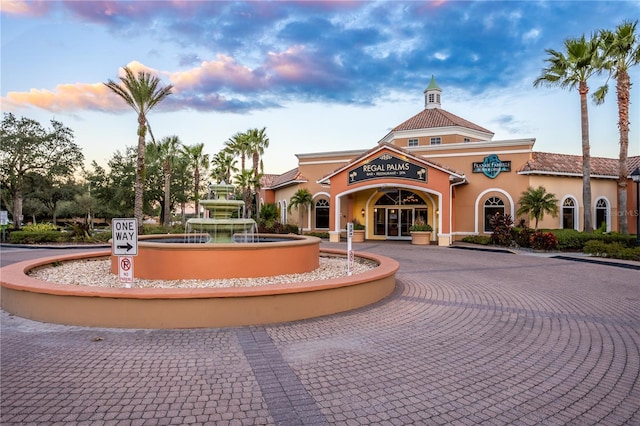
top-left (117, 242), bottom-right (133, 252)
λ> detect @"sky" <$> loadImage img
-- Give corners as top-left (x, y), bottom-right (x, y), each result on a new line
top-left (2, 0), bottom-right (639, 176)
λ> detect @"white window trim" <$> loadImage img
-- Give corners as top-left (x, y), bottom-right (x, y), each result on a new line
top-left (594, 196), bottom-right (611, 232)
top-left (560, 195), bottom-right (579, 231)
top-left (473, 188), bottom-right (515, 234)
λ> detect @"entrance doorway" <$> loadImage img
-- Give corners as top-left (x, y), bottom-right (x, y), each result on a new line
top-left (372, 189), bottom-right (429, 240)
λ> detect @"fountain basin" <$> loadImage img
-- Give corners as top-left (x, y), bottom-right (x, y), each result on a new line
top-left (111, 234), bottom-right (321, 280)
top-left (0, 249), bottom-right (399, 329)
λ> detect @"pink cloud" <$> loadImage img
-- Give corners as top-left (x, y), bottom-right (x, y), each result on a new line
top-left (1, 0), bottom-right (51, 16)
top-left (265, 45), bottom-right (328, 84)
top-left (169, 55), bottom-right (262, 93)
top-left (3, 83), bottom-right (128, 113)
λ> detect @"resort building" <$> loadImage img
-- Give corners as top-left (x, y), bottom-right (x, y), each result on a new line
top-left (259, 77), bottom-right (640, 245)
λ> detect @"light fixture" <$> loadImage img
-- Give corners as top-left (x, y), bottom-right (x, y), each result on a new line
top-left (361, 208), bottom-right (365, 217)
top-left (631, 167), bottom-right (640, 247)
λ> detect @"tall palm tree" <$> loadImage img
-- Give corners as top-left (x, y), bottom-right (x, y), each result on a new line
top-left (224, 131), bottom-right (252, 172)
top-left (246, 127), bottom-right (270, 216)
top-left (210, 150), bottom-right (238, 184)
top-left (593, 20), bottom-right (640, 234)
top-left (104, 66), bottom-right (173, 232)
top-left (182, 143), bottom-right (210, 217)
top-left (517, 186), bottom-right (560, 230)
top-left (288, 188), bottom-right (313, 233)
top-left (148, 136), bottom-right (181, 227)
top-left (534, 34), bottom-right (603, 233)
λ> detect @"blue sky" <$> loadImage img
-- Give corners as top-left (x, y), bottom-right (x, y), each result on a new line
top-left (2, 0), bottom-right (639, 175)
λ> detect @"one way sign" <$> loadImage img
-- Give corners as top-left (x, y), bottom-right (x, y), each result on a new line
top-left (112, 218), bottom-right (138, 256)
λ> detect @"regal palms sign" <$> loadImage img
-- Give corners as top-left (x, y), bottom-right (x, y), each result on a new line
top-left (348, 153), bottom-right (427, 185)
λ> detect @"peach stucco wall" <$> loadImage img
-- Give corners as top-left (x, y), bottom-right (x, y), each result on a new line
top-left (528, 175), bottom-right (618, 231)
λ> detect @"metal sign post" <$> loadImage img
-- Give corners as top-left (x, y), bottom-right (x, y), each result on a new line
top-left (347, 222), bottom-right (354, 276)
top-left (112, 218), bottom-right (138, 287)
top-left (0, 211), bottom-right (7, 243)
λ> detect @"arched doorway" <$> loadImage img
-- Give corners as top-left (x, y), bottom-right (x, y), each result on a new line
top-left (372, 189), bottom-right (429, 239)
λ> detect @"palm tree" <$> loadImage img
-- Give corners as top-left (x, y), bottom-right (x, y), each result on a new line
top-left (517, 186), bottom-right (560, 230)
top-left (534, 34), bottom-right (603, 233)
top-left (148, 136), bottom-right (181, 226)
top-left (104, 66), bottom-right (173, 232)
top-left (593, 20), bottom-right (640, 234)
top-left (233, 168), bottom-right (259, 218)
top-left (210, 150), bottom-right (238, 184)
top-left (288, 188), bottom-right (313, 233)
top-left (224, 131), bottom-right (252, 172)
top-left (182, 143), bottom-right (209, 217)
top-left (246, 127), bottom-right (270, 216)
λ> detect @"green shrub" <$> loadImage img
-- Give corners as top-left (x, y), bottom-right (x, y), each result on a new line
top-left (461, 235), bottom-right (491, 245)
top-left (583, 240), bottom-right (640, 261)
top-left (551, 229), bottom-right (637, 250)
top-left (143, 224), bottom-right (185, 234)
top-left (21, 222), bottom-right (59, 232)
top-left (305, 232), bottom-right (330, 239)
top-left (10, 231), bottom-right (66, 244)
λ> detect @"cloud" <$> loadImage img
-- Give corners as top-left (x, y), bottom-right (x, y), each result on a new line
top-left (3, 1), bottom-right (639, 117)
top-left (3, 83), bottom-right (125, 113)
top-left (169, 55), bottom-right (263, 93)
top-left (523, 28), bottom-right (541, 43)
top-left (0, 0), bottom-right (51, 16)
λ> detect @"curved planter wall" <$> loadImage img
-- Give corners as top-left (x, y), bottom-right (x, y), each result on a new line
top-left (1, 249), bottom-right (398, 329)
top-left (111, 234), bottom-right (321, 280)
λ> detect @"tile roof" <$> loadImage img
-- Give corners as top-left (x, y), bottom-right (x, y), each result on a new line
top-left (518, 152), bottom-right (640, 177)
top-left (392, 108), bottom-right (494, 135)
top-left (259, 174), bottom-right (279, 188)
top-left (262, 168), bottom-right (307, 189)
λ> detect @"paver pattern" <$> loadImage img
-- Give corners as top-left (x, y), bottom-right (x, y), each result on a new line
top-left (1, 242), bottom-right (639, 425)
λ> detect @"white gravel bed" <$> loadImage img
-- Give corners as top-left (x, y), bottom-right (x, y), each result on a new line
top-left (28, 255), bottom-right (377, 289)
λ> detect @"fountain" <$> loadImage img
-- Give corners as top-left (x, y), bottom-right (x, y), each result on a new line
top-left (185, 182), bottom-right (257, 243)
top-left (0, 181), bottom-right (399, 328)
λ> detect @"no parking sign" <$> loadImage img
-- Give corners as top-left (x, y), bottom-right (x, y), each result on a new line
top-left (118, 256), bottom-right (134, 288)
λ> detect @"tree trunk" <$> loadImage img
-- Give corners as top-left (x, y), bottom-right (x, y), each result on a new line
top-left (11, 192), bottom-right (22, 230)
top-left (579, 81), bottom-right (593, 233)
top-left (135, 113), bottom-right (146, 234)
top-left (194, 167), bottom-right (200, 217)
top-left (617, 70), bottom-right (630, 234)
top-left (163, 164), bottom-right (171, 227)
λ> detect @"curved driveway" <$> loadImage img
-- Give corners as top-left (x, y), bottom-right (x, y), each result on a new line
top-left (1, 242), bottom-right (639, 425)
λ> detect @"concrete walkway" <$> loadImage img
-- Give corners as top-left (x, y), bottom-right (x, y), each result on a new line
top-left (1, 242), bottom-right (639, 425)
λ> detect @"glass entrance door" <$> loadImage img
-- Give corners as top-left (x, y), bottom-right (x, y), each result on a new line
top-left (400, 209), bottom-right (412, 237)
top-left (386, 208), bottom-right (413, 239)
top-left (387, 209), bottom-right (399, 237)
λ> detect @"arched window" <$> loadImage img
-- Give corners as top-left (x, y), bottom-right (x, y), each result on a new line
top-left (595, 198), bottom-right (609, 231)
top-left (484, 197), bottom-right (505, 233)
top-left (562, 197), bottom-right (577, 230)
top-left (315, 199), bottom-right (329, 229)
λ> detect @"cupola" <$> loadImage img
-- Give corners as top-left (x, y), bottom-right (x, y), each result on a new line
top-left (424, 75), bottom-right (442, 109)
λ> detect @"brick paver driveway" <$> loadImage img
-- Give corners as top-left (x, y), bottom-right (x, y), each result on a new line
top-left (1, 242), bottom-right (639, 425)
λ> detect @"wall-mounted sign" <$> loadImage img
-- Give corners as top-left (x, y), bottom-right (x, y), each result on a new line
top-left (348, 153), bottom-right (427, 185)
top-left (472, 154), bottom-right (511, 179)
